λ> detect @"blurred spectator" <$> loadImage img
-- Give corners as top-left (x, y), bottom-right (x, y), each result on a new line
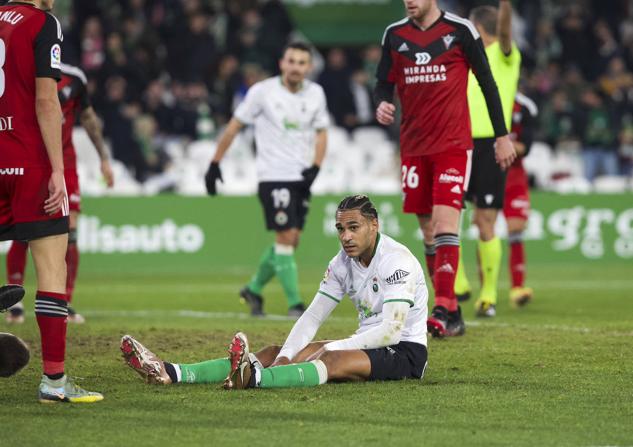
top-left (576, 89), bottom-right (621, 181)
top-left (101, 76), bottom-right (150, 182)
top-left (318, 48), bottom-right (356, 131)
top-left (539, 89), bottom-right (578, 150)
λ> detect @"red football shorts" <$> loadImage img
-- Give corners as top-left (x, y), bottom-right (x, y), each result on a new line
top-left (0, 166), bottom-right (69, 241)
top-left (503, 161), bottom-right (530, 220)
top-left (402, 150), bottom-right (472, 215)
top-left (65, 168), bottom-right (81, 212)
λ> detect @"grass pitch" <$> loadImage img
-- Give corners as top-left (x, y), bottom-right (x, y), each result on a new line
top-left (1, 261), bottom-right (632, 447)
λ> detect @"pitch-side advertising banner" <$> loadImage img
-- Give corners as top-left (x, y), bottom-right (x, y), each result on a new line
top-left (1, 194), bottom-right (630, 274)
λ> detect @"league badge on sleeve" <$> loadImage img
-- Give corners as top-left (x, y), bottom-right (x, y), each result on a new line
top-left (50, 44), bottom-right (61, 69)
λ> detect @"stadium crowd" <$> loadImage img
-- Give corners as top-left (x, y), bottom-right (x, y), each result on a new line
top-left (56, 0), bottom-right (633, 183)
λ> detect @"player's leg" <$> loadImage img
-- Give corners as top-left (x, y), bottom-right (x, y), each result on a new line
top-left (66, 210), bottom-right (84, 323)
top-left (16, 167), bottom-right (102, 403)
top-left (473, 206), bottom-right (502, 314)
top-left (226, 333), bottom-right (428, 389)
top-left (5, 240), bottom-right (28, 323)
top-left (454, 208), bottom-right (472, 302)
top-left (274, 226), bottom-right (304, 315)
top-left (503, 164), bottom-right (532, 307)
top-left (467, 139), bottom-right (506, 317)
top-left (417, 214), bottom-right (435, 287)
top-left (426, 151), bottom-right (470, 337)
top-left (403, 155), bottom-right (434, 285)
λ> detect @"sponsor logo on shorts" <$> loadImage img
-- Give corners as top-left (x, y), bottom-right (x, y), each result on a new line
top-left (0, 116), bottom-right (14, 131)
top-left (485, 194), bottom-right (494, 205)
top-left (450, 185), bottom-right (461, 194)
top-left (439, 173), bottom-right (464, 184)
top-left (0, 168), bottom-right (24, 175)
top-left (511, 198), bottom-right (529, 209)
top-left (385, 269), bottom-right (410, 285)
top-left (275, 211), bottom-right (288, 225)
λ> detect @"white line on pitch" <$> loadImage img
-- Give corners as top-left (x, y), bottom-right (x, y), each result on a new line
top-left (80, 309), bottom-right (633, 337)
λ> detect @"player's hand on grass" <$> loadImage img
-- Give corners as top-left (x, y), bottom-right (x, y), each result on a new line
top-left (44, 170), bottom-right (66, 215)
top-left (376, 101), bottom-right (396, 126)
top-left (494, 135), bottom-right (516, 170)
top-left (205, 162), bottom-right (223, 196)
top-left (270, 356), bottom-right (291, 367)
top-left (101, 160), bottom-right (114, 188)
top-left (301, 165), bottom-right (320, 190)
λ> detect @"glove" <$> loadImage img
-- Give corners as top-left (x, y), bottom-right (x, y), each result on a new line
top-left (205, 162), bottom-right (223, 196)
top-left (301, 165), bottom-right (320, 190)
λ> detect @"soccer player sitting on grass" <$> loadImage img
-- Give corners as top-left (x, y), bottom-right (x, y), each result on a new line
top-left (122, 195), bottom-right (429, 389)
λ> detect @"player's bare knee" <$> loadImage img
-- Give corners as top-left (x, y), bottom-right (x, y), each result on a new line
top-left (316, 350), bottom-right (345, 378)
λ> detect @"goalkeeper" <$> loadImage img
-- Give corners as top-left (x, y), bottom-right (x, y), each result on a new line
top-left (122, 195), bottom-right (428, 389)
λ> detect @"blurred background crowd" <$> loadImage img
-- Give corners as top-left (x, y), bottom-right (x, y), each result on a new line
top-left (52, 0), bottom-right (633, 189)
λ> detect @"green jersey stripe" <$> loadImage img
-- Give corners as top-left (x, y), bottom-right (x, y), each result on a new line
top-left (318, 290), bottom-right (341, 303)
top-left (384, 299), bottom-right (414, 307)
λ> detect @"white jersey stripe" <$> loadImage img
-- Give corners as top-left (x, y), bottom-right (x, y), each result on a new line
top-left (444, 12), bottom-right (480, 40)
top-left (60, 63), bottom-right (88, 85)
top-left (515, 92), bottom-right (538, 117)
top-left (381, 17), bottom-right (409, 45)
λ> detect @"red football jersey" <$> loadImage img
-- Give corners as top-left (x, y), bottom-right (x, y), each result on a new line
top-left (58, 63), bottom-right (90, 170)
top-left (0, 3), bottom-right (62, 168)
top-left (377, 12), bottom-right (505, 157)
top-left (509, 92), bottom-right (538, 167)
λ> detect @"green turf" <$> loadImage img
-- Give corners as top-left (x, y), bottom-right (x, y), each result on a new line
top-left (1, 261), bottom-right (632, 447)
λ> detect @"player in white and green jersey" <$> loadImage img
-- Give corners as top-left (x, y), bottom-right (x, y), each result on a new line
top-left (121, 196), bottom-right (428, 389)
top-left (205, 42), bottom-right (329, 318)
top-left (456, 1), bottom-right (521, 317)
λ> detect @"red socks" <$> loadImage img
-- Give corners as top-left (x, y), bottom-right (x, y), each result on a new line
top-left (509, 232), bottom-right (525, 288)
top-left (7, 240), bottom-right (28, 285)
top-left (35, 291), bottom-right (68, 376)
top-left (434, 233), bottom-right (460, 312)
top-left (66, 242), bottom-right (79, 302)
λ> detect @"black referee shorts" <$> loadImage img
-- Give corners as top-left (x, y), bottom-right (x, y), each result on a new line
top-left (465, 137), bottom-right (507, 209)
top-left (364, 341), bottom-right (428, 381)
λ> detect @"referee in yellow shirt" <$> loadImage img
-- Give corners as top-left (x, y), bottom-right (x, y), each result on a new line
top-left (456, 0), bottom-right (521, 317)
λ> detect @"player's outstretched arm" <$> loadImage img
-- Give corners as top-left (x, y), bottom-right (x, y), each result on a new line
top-left (497, 0), bottom-right (513, 56)
top-left (35, 77), bottom-right (65, 214)
top-left (205, 117), bottom-right (244, 195)
top-left (273, 293), bottom-right (339, 365)
top-left (80, 106), bottom-right (114, 187)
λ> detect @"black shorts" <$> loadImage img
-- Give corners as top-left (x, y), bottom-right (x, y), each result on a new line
top-left (464, 137), bottom-right (507, 209)
top-left (257, 181), bottom-right (310, 231)
top-left (364, 341), bottom-right (428, 381)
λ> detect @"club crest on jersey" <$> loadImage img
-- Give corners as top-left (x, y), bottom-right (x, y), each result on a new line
top-left (415, 52), bottom-right (431, 65)
top-left (385, 269), bottom-right (409, 285)
top-left (372, 277), bottom-right (379, 293)
top-left (50, 44), bottom-right (61, 69)
top-left (442, 34), bottom-right (456, 49)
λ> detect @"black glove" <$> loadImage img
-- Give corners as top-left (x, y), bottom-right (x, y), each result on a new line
top-left (205, 162), bottom-right (223, 196)
top-left (301, 165), bottom-right (320, 190)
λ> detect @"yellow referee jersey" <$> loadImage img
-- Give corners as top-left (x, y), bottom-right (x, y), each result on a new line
top-left (467, 41), bottom-right (521, 139)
